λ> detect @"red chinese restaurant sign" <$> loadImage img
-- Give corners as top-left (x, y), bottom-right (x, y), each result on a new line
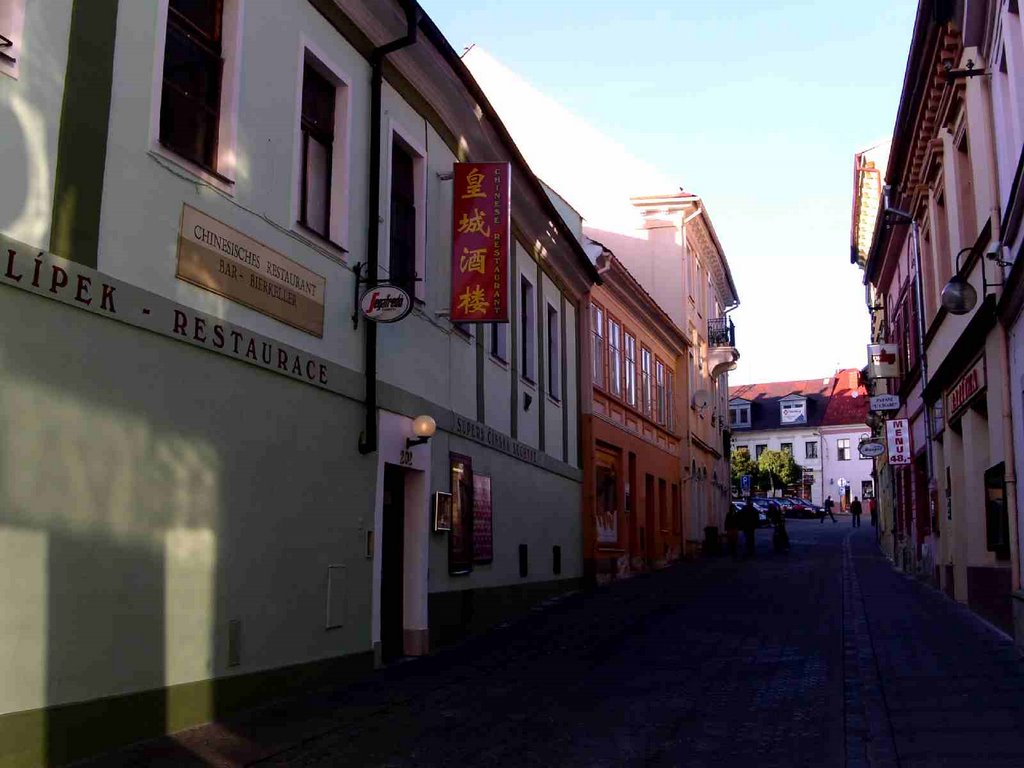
top-left (450, 162), bottom-right (510, 323)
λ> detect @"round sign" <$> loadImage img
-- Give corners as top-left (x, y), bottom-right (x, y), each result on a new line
top-left (858, 441), bottom-right (886, 458)
top-left (360, 285), bottom-right (412, 323)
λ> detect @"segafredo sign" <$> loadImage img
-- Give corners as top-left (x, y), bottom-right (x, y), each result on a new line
top-left (359, 285), bottom-right (412, 323)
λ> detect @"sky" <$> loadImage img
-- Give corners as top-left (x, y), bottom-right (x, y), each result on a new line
top-left (420, 0), bottom-right (918, 386)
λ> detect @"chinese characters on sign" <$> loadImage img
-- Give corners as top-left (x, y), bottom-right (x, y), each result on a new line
top-left (885, 418), bottom-right (911, 465)
top-left (450, 162), bottom-right (510, 323)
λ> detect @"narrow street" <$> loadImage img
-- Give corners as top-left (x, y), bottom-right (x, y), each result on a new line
top-left (77, 521), bottom-right (1024, 768)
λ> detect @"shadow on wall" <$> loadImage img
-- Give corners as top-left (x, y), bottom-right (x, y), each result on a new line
top-left (0, 287), bottom-right (375, 766)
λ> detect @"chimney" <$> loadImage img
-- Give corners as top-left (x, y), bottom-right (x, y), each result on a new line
top-left (847, 370), bottom-right (859, 390)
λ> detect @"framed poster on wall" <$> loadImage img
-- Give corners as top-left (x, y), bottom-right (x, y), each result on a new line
top-left (473, 474), bottom-right (493, 563)
top-left (449, 453), bottom-right (474, 574)
top-left (433, 491), bottom-right (452, 532)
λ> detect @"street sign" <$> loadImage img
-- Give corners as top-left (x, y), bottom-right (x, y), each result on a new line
top-left (741, 475), bottom-right (751, 494)
top-left (869, 394), bottom-right (900, 412)
top-left (885, 418), bottom-right (912, 465)
top-left (837, 477), bottom-right (848, 489)
top-left (858, 440), bottom-right (886, 458)
top-left (868, 343), bottom-right (900, 378)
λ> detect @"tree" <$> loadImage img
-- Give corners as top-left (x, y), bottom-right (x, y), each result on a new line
top-left (730, 447), bottom-right (758, 493)
top-left (757, 449), bottom-right (801, 496)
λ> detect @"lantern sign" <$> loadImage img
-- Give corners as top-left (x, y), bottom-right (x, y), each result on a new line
top-left (885, 418), bottom-right (911, 465)
top-left (450, 162), bottom-right (510, 323)
top-left (868, 343), bottom-right (899, 378)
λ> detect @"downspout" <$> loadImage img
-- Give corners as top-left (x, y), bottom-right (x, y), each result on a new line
top-left (359, 1), bottom-right (420, 455)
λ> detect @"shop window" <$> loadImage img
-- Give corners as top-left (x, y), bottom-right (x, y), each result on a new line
top-left (805, 441), bottom-right (817, 459)
top-left (985, 463), bottom-right (1011, 560)
top-left (521, 275), bottom-right (536, 382)
top-left (547, 303), bottom-right (560, 398)
top-left (837, 438), bottom-right (850, 461)
top-left (623, 332), bottom-right (637, 406)
top-left (449, 454), bottom-right (474, 574)
top-left (595, 458), bottom-right (618, 545)
top-left (0, 0), bottom-right (26, 79)
top-left (608, 318), bottom-right (623, 398)
top-left (590, 302), bottom-right (605, 389)
top-left (298, 62), bottom-right (335, 239)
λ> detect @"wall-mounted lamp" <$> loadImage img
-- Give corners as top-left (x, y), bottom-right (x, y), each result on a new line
top-left (944, 58), bottom-right (988, 82)
top-left (940, 247), bottom-right (978, 315)
top-left (407, 415), bottom-right (437, 448)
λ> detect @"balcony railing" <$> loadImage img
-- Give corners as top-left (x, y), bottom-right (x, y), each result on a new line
top-left (708, 317), bottom-right (736, 348)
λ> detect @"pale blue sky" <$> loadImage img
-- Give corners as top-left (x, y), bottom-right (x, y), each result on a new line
top-left (422, 0), bottom-right (917, 385)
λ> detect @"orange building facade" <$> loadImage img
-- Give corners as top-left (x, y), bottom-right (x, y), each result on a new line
top-left (582, 245), bottom-right (690, 582)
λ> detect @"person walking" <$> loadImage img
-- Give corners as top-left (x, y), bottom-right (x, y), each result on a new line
top-left (821, 495), bottom-right (837, 524)
top-left (850, 496), bottom-right (862, 527)
top-left (742, 497), bottom-right (756, 556)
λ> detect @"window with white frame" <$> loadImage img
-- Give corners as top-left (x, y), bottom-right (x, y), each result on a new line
top-left (805, 441), bottom-right (818, 459)
top-left (730, 403), bottom-right (750, 427)
top-left (837, 438), bottom-right (850, 461)
top-left (547, 303), bottom-right (560, 398)
top-left (159, 0), bottom-right (240, 177)
top-left (521, 274), bottom-right (536, 382)
top-left (608, 318), bottom-right (622, 398)
top-left (624, 332), bottom-right (637, 407)
top-left (641, 346), bottom-right (653, 416)
top-left (781, 442), bottom-right (792, 454)
top-left (755, 444), bottom-right (767, 460)
top-left (655, 358), bottom-right (667, 425)
top-left (666, 368), bottom-right (674, 430)
top-left (591, 302), bottom-right (606, 389)
top-left (0, 0), bottom-right (26, 79)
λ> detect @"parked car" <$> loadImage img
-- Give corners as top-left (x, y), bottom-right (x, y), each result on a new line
top-left (732, 499), bottom-right (770, 526)
top-left (782, 497), bottom-right (817, 519)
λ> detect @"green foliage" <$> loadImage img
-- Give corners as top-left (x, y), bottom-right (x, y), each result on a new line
top-left (730, 447), bottom-right (758, 490)
top-left (757, 449), bottom-right (802, 495)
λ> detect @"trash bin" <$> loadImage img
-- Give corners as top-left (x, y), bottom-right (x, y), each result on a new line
top-left (703, 525), bottom-right (720, 556)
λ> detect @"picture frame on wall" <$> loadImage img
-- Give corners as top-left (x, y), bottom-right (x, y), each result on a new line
top-left (433, 491), bottom-right (452, 532)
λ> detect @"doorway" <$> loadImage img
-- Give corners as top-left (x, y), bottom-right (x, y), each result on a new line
top-left (381, 465), bottom-right (405, 663)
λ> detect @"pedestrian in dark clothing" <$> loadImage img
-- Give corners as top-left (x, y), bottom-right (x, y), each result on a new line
top-left (821, 495), bottom-right (837, 523)
top-left (850, 496), bottom-right (862, 527)
top-left (742, 497), bottom-right (756, 556)
top-left (725, 506), bottom-right (739, 557)
top-left (773, 512), bottom-right (790, 552)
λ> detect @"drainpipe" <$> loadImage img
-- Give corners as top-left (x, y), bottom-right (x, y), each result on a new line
top-left (359, 1), bottom-right (420, 455)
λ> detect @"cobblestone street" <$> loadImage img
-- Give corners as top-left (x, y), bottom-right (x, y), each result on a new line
top-left (81, 521), bottom-right (1024, 768)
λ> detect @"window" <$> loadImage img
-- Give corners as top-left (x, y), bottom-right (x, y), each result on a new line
top-left (641, 347), bottom-right (653, 416)
top-left (591, 303), bottom-right (605, 389)
top-left (805, 441), bottom-right (818, 459)
top-left (861, 481), bottom-right (874, 499)
top-left (624, 332), bottom-right (637, 406)
top-left (655, 359), bottom-right (667, 425)
top-left (0, 0), bottom-right (26, 78)
top-left (666, 369), bottom-right (675, 431)
top-left (608, 319), bottom-right (623, 398)
top-left (547, 304), bottom-right (560, 398)
top-left (490, 323), bottom-right (507, 363)
top-left (837, 438), bottom-right (850, 461)
top-left (781, 442), bottom-right (792, 454)
top-left (955, 132), bottom-right (978, 249)
top-left (755, 444), bottom-right (767, 460)
top-left (298, 63), bottom-right (335, 239)
top-left (160, 0), bottom-right (225, 171)
top-left (389, 138), bottom-right (418, 297)
top-left (521, 275), bottom-right (535, 382)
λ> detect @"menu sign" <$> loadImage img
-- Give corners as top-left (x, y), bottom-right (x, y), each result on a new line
top-left (473, 474), bottom-right (493, 564)
top-left (450, 162), bottom-right (510, 323)
top-left (886, 418), bottom-right (911, 465)
top-left (177, 204), bottom-right (326, 337)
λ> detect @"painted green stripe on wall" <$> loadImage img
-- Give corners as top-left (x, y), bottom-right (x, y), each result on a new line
top-left (49, 0), bottom-right (119, 269)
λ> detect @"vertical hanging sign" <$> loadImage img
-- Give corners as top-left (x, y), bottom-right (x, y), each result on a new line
top-left (885, 418), bottom-right (912, 465)
top-left (450, 162), bottom-right (511, 323)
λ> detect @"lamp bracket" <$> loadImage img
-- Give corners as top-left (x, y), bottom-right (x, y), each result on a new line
top-left (406, 436), bottom-right (430, 449)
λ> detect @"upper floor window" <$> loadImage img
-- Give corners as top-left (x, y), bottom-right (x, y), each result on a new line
top-left (623, 332), bottom-right (637, 407)
top-left (955, 131), bottom-right (978, 249)
top-left (591, 303), bottom-right (606, 389)
top-left (781, 442), bottom-right (792, 454)
top-left (641, 347), bottom-right (653, 416)
top-left (730, 404), bottom-right (750, 427)
top-left (547, 303), bottom-right (560, 398)
top-left (160, 0), bottom-right (224, 172)
top-left (837, 438), bottom-right (850, 461)
top-left (521, 274), bottom-right (536, 382)
top-left (666, 368), bottom-right (675, 431)
top-left (389, 138), bottom-right (418, 297)
top-left (0, 0), bottom-right (26, 79)
top-left (299, 63), bottom-right (335, 239)
top-left (608, 318), bottom-right (622, 398)
top-left (490, 323), bottom-right (507, 363)
top-left (655, 358), bottom-right (667, 425)
top-left (805, 441), bottom-right (818, 459)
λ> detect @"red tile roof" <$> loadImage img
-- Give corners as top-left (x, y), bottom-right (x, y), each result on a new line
top-left (729, 369), bottom-right (868, 430)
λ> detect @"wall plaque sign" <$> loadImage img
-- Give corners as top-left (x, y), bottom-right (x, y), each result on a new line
top-left (945, 357), bottom-right (986, 422)
top-left (177, 204), bottom-right (326, 336)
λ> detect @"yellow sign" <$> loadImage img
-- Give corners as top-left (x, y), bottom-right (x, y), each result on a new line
top-left (176, 204), bottom-right (326, 337)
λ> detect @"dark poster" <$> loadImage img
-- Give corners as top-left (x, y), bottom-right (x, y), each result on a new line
top-left (473, 474), bottom-right (493, 564)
